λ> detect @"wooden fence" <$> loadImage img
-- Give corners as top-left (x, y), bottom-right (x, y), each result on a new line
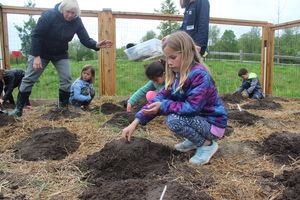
top-left (1, 5), bottom-right (300, 96)
top-left (208, 51), bottom-right (300, 66)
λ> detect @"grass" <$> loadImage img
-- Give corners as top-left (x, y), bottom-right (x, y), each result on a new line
top-left (10, 59), bottom-right (300, 99)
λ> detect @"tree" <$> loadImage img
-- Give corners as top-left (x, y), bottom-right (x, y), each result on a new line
top-left (68, 38), bottom-right (97, 61)
top-left (140, 30), bottom-right (157, 42)
top-left (14, 0), bottom-right (37, 56)
top-left (217, 30), bottom-right (238, 52)
top-left (208, 25), bottom-right (221, 50)
top-left (238, 27), bottom-right (261, 53)
top-left (155, 0), bottom-right (180, 39)
top-left (277, 27), bottom-right (300, 63)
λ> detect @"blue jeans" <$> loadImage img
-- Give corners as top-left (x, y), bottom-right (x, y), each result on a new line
top-left (166, 114), bottom-right (219, 147)
top-left (241, 81), bottom-right (263, 99)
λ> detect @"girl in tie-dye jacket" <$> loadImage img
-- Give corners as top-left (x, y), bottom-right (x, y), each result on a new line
top-left (122, 31), bottom-right (227, 165)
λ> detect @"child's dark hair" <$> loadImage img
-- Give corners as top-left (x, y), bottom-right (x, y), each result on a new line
top-left (145, 59), bottom-right (166, 80)
top-left (238, 68), bottom-right (248, 77)
top-left (81, 65), bottom-right (95, 83)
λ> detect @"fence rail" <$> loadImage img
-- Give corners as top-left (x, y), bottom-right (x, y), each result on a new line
top-left (209, 51), bottom-right (300, 66)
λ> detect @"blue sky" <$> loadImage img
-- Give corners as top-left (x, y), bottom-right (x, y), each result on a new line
top-left (1, 0), bottom-right (299, 50)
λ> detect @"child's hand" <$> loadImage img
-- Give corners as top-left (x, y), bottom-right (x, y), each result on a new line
top-left (242, 93), bottom-right (249, 98)
top-left (0, 99), bottom-right (3, 104)
top-left (142, 102), bottom-right (161, 115)
top-left (127, 102), bottom-right (132, 112)
top-left (122, 119), bottom-right (139, 142)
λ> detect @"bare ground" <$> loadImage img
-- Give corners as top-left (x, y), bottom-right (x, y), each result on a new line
top-left (0, 96), bottom-right (300, 199)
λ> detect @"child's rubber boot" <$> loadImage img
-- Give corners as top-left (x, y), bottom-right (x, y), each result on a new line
top-left (175, 139), bottom-right (197, 152)
top-left (189, 141), bottom-right (218, 165)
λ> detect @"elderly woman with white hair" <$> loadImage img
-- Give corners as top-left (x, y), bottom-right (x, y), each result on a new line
top-left (10, 0), bottom-right (112, 117)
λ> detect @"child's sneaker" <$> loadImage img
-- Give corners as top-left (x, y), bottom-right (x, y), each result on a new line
top-left (175, 139), bottom-right (197, 152)
top-left (23, 105), bottom-right (32, 110)
top-left (189, 141), bottom-right (218, 165)
top-left (72, 106), bottom-right (84, 113)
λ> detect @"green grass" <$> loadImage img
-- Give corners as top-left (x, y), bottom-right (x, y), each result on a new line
top-left (10, 59), bottom-right (300, 99)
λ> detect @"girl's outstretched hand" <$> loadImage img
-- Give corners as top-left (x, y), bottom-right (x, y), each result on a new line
top-left (126, 102), bottom-right (132, 112)
top-left (142, 102), bottom-right (161, 115)
top-left (122, 119), bottom-right (139, 142)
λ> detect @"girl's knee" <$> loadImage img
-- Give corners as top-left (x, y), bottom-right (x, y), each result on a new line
top-left (166, 114), bottom-right (182, 132)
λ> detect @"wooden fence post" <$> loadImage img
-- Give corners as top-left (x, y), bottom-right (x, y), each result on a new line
top-left (261, 23), bottom-right (275, 95)
top-left (98, 9), bottom-right (116, 96)
top-left (0, 5), bottom-right (10, 69)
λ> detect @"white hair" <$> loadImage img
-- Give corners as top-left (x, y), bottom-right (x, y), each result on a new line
top-left (58, 0), bottom-right (81, 17)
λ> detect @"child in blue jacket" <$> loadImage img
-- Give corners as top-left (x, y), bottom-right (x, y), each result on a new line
top-left (122, 31), bottom-right (227, 165)
top-left (69, 65), bottom-right (95, 111)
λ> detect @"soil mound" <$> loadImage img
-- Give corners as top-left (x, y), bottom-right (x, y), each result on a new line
top-left (101, 102), bottom-right (124, 115)
top-left (79, 138), bottom-right (213, 200)
top-left (13, 127), bottom-right (80, 161)
top-left (40, 108), bottom-right (80, 121)
top-left (82, 137), bottom-right (175, 181)
top-left (228, 110), bottom-right (263, 125)
top-left (79, 179), bottom-right (213, 200)
top-left (262, 132), bottom-right (300, 165)
top-left (276, 169), bottom-right (300, 200)
top-left (242, 98), bottom-right (282, 110)
top-left (221, 93), bottom-right (245, 104)
top-left (105, 112), bottom-right (135, 128)
top-left (0, 113), bottom-right (16, 127)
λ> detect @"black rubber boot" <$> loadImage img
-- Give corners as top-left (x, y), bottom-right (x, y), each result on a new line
top-left (58, 89), bottom-right (70, 109)
top-left (9, 91), bottom-right (31, 117)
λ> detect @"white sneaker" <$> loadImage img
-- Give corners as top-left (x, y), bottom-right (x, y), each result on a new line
top-left (189, 141), bottom-right (218, 165)
top-left (175, 139), bottom-right (197, 152)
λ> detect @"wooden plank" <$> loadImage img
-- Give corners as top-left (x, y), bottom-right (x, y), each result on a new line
top-left (2, 12), bottom-right (10, 69)
top-left (0, 6), bottom-right (5, 69)
top-left (98, 10), bottom-right (116, 96)
top-left (272, 19), bottom-right (300, 30)
top-left (2, 6), bottom-right (269, 27)
top-left (261, 24), bottom-right (275, 95)
top-left (1, 5), bottom-right (98, 17)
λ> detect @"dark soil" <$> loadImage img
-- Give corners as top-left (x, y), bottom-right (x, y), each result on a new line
top-left (13, 127), bottom-right (80, 161)
top-left (228, 110), bottom-right (263, 126)
top-left (118, 98), bottom-right (148, 113)
top-left (40, 108), bottom-right (81, 121)
top-left (0, 113), bottom-right (16, 127)
top-left (79, 137), bottom-right (213, 200)
top-left (221, 93), bottom-right (245, 104)
top-left (1, 102), bottom-right (15, 109)
top-left (81, 137), bottom-right (176, 181)
top-left (100, 102), bottom-right (124, 115)
top-left (79, 179), bottom-right (213, 200)
top-left (224, 126), bottom-right (234, 137)
top-left (261, 132), bottom-right (300, 165)
top-left (242, 98), bottom-right (282, 110)
top-left (105, 111), bottom-right (135, 128)
top-left (275, 169), bottom-right (300, 200)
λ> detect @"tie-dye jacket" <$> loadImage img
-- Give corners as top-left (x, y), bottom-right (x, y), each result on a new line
top-left (135, 63), bottom-right (227, 128)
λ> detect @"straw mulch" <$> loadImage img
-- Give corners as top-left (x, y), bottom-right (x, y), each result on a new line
top-left (0, 96), bottom-right (299, 199)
